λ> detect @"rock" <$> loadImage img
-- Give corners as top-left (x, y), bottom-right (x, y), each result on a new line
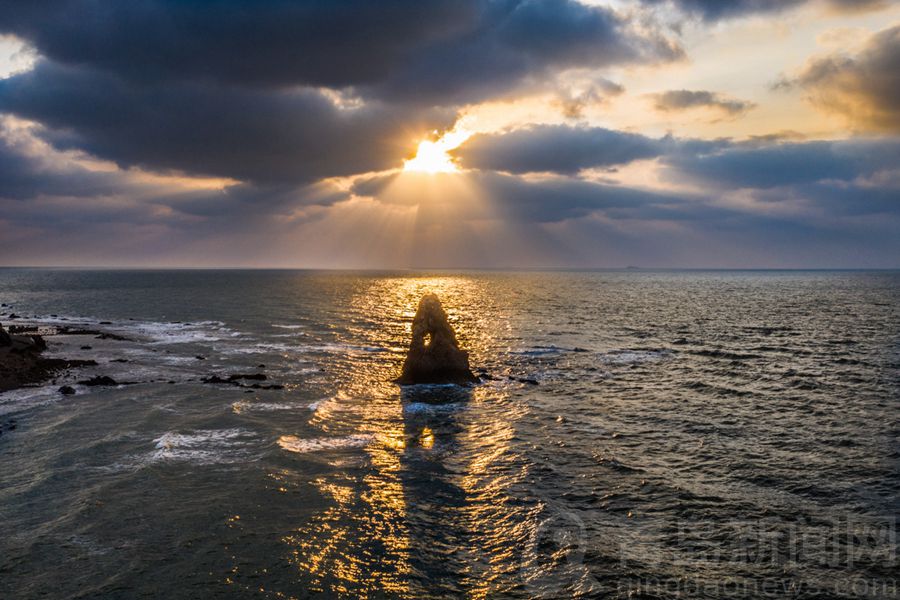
top-left (59, 385), bottom-right (76, 395)
top-left (80, 345), bottom-right (93, 350)
top-left (32, 335), bottom-right (47, 351)
top-left (8, 333), bottom-right (44, 353)
top-left (195, 355), bottom-right (206, 360)
top-left (0, 322), bottom-right (11, 347)
top-left (228, 373), bottom-right (267, 381)
top-left (8, 313), bottom-right (19, 319)
top-left (249, 383), bottom-right (284, 390)
top-left (201, 375), bottom-right (228, 384)
top-left (78, 375), bottom-right (118, 386)
top-left (396, 293), bottom-right (478, 385)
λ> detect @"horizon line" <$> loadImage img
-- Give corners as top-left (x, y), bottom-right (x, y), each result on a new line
top-left (1, 266), bottom-right (899, 272)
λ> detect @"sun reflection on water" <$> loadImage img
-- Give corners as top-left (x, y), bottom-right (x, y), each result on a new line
top-left (275, 275), bottom-right (536, 597)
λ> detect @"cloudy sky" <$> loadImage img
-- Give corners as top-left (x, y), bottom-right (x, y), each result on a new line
top-left (0, 0), bottom-right (898, 268)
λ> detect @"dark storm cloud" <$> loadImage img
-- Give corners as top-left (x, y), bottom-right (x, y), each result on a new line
top-left (0, 61), bottom-right (453, 184)
top-left (364, 0), bottom-right (682, 105)
top-left (0, 0), bottom-right (684, 185)
top-left (454, 125), bottom-right (665, 174)
top-left (0, 0), bottom-right (483, 89)
top-left (778, 24), bottom-right (900, 133)
top-left (0, 0), bottom-right (681, 104)
top-left (639, 0), bottom-right (886, 21)
top-left (663, 138), bottom-right (900, 188)
top-left (651, 89), bottom-right (755, 116)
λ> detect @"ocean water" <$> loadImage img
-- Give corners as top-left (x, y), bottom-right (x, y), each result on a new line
top-left (0, 269), bottom-right (898, 599)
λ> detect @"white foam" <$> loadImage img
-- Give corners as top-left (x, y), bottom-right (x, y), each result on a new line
top-left (272, 324), bottom-right (306, 329)
top-left (231, 400), bottom-right (301, 413)
top-left (277, 433), bottom-right (373, 454)
top-left (219, 342), bottom-right (306, 355)
top-left (150, 428), bottom-right (258, 464)
top-left (402, 402), bottom-right (464, 415)
top-left (139, 321), bottom-right (240, 345)
top-left (0, 384), bottom-right (75, 416)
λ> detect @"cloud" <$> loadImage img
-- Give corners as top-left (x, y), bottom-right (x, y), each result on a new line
top-left (639, 0), bottom-right (886, 21)
top-left (453, 125), bottom-right (665, 174)
top-left (651, 89), bottom-right (756, 116)
top-left (823, 0), bottom-right (888, 14)
top-left (639, 0), bottom-right (806, 21)
top-left (778, 24), bottom-right (900, 133)
top-left (0, 0), bottom-right (483, 89)
top-left (0, 61), bottom-right (453, 184)
top-left (554, 78), bottom-right (625, 119)
top-left (663, 137), bottom-right (900, 189)
top-left (0, 0), bottom-right (681, 105)
top-left (470, 170), bottom-right (690, 223)
top-left (0, 0), bottom-right (685, 185)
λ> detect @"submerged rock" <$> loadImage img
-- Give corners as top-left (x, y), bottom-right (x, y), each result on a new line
top-left (396, 293), bottom-right (478, 385)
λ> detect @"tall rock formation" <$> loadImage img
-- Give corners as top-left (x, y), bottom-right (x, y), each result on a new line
top-left (396, 293), bottom-right (478, 385)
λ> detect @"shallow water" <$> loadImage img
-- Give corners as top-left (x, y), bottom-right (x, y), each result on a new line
top-left (0, 269), bottom-right (898, 599)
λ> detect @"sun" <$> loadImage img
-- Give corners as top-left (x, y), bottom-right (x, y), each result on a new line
top-left (402, 128), bottom-right (471, 174)
top-left (404, 139), bottom-right (458, 174)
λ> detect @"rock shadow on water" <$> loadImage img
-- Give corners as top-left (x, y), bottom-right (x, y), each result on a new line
top-left (397, 383), bottom-right (477, 594)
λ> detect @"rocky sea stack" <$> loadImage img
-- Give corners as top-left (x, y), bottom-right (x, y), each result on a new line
top-left (396, 293), bottom-right (478, 385)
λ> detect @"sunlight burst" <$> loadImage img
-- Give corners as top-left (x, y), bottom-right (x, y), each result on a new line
top-left (403, 128), bottom-right (471, 174)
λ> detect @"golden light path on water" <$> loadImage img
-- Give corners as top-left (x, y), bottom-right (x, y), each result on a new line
top-left (273, 276), bottom-right (543, 598)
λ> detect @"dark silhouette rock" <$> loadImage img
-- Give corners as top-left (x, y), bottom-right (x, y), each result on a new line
top-left (78, 375), bottom-right (118, 386)
top-left (80, 345), bottom-right (92, 350)
top-left (0, 323), bottom-right (10, 347)
top-left (58, 385), bottom-right (76, 395)
top-left (396, 293), bottom-right (478, 385)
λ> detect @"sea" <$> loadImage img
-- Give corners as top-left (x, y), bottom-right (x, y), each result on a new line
top-left (0, 269), bottom-right (898, 599)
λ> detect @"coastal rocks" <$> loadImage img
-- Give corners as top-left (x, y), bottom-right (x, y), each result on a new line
top-left (396, 293), bottom-right (478, 385)
top-left (59, 385), bottom-right (76, 395)
top-left (0, 351), bottom-right (97, 393)
top-left (0, 322), bottom-right (10, 346)
top-left (200, 372), bottom-right (283, 390)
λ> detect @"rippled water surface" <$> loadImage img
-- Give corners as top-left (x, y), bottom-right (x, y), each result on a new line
top-left (1, 269), bottom-right (898, 599)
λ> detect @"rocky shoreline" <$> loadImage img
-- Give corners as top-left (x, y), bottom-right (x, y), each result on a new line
top-left (1, 316), bottom-right (286, 395)
top-left (0, 321), bottom-right (99, 392)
